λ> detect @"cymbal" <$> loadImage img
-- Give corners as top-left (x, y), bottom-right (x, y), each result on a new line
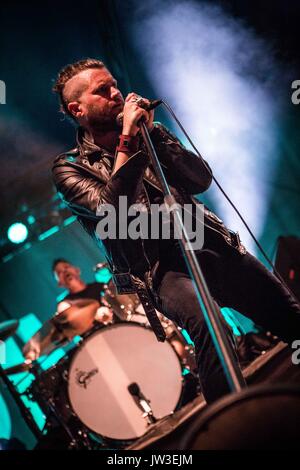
top-left (53, 298), bottom-right (100, 339)
top-left (0, 319), bottom-right (19, 341)
top-left (22, 298), bottom-right (100, 360)
top-left (3, 359), bottom-right (33, 375)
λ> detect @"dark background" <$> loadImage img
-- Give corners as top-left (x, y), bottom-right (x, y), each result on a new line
top-left (0, 0), bottom-right (299, 446)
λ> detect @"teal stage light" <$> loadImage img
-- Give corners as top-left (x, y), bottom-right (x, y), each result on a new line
top-left (27, 215), bottom-right (36, 225)
top-left (95, 266), bottom-right (112, 283)
top-left (7, 222), bottom-right (28, 244)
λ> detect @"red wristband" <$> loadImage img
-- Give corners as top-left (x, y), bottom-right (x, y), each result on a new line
top-left (116, 134), bottom-right (139, 154)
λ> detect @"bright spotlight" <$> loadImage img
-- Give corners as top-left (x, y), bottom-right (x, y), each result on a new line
top-left (7, 223), bottom-right (28, 244)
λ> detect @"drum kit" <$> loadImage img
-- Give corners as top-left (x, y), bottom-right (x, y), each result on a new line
top-left (0, 264), bottom-right (198, 449)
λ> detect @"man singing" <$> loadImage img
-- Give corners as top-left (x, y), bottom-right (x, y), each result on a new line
top-left (52, 58), bottom-right (300, 404)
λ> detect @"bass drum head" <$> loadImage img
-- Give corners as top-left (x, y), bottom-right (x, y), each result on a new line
top-left (67, 322), bottom-right (182, 441)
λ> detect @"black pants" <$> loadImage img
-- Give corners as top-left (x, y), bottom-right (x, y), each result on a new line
top-left (153, 240), bottom-right (300, 404)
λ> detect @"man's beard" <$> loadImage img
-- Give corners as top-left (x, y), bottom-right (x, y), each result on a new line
top-left (87, 104), bottom-right (121, 133)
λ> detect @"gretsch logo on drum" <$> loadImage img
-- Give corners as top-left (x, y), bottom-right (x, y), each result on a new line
top-left (75, 367), bottom-right (99, 389)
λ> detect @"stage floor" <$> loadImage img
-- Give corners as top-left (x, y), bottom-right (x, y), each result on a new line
top-left (126, 342), bottom-right (300, 450)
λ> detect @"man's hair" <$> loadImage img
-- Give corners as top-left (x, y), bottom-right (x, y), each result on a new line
top-left (52, 58), bottom-right (105, 120)
top-left (52, 258), bottom-right (70, 272)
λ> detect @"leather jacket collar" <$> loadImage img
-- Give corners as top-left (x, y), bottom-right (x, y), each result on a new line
top-left (76, 126), bottom-right (110, 159)
top-left (75, 126), bottom-right (164, 192)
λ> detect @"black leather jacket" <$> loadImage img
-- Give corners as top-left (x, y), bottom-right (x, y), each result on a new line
top-left (52, 123), bottom-right (245, 336)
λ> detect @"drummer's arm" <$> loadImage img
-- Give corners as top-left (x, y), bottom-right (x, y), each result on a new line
top-left (23, 338), bottom-right (41, 362)
top-left (23, 323), bottom-right (65, 361)
top-left (58, 300), bottom-right (114, 326)
top-left (55, 299), bottom-right (100, 314)
top-left (53, 299), bottom-right (100, 323)
top-left (23, 303), bottom-right (71, 359)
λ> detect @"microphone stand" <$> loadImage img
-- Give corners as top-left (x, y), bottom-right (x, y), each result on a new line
top-left (139, 121), bottom-right (245, 394)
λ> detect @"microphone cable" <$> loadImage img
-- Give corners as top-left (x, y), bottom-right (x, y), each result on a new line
top-left (157, 99), bottom-right (299, 300)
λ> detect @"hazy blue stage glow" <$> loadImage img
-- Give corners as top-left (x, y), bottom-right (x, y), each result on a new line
top-left (130, 0), bottom-right (285, 253)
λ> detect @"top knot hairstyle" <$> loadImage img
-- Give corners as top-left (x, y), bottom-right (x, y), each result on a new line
top-left (52, 58), bottom-right (105, 120)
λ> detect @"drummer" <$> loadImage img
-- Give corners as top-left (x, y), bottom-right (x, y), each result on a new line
top-left (23, 259), bottom-right (114, 361)
top-left (53, 258), bottom-right (106, 308)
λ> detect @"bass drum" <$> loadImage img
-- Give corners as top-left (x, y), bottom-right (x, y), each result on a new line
top-left (67, 322), bottom-right (183, 441)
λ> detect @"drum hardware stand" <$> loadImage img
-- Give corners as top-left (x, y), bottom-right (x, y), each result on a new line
top-left (142, 413), bottom-right (156, 425)
top-left (139, 121), bottom-right (246, 394)
top-left (28, 365), bottom-right (86, 449)
top-left (0, 364), bottom-right (42, 440)
top-left (128, 382), bottom-right (157, 425)
top-left (44, 396), bottom-right (80, 449)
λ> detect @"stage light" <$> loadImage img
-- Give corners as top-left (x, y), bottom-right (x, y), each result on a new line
top-left (27, 215), bottom-right (36, 225)
top-left (7, 222), bottom-right (28, 244)
top-left (96, 266), bottom-right (112, 284)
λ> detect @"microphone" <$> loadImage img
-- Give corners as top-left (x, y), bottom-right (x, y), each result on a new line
top-left (116, 97), bottom-right (162, 127)
top-left (127, 382), bottom-right (157, 423)
top-left (128, 382), bottom-right (140, 396)
top-left (135, 97), bottom-right (162, 111)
